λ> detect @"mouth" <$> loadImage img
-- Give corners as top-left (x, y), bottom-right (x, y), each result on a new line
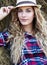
top-left (21, 19), bottom-right (28, 21)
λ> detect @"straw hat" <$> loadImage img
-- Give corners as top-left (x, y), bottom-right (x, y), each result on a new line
top-left (13, 0), bottom-right (41, 9)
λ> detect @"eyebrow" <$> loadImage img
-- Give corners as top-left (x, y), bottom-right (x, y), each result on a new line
top-left (18, 7), bottom-right (33, 10)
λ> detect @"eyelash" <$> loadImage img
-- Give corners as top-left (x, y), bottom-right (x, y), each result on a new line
top-left (26, 10), bottom-right (31, 12)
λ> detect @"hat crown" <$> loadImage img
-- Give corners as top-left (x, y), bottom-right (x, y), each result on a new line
top-left (16, 0), bottom-right (37, 5)
top-left (15, 0), bottom-right (41, 9)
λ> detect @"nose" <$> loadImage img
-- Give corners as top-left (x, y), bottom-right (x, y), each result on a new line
top-left (22, 11), bottom-right (26, 17)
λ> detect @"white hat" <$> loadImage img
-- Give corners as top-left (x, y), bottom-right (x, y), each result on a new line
top-left (13, 0), bottom-right (41, 9)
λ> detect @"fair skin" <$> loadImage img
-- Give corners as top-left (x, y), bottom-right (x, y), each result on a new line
top-left (0, 6), bottom-right (14, 20)
top-left (0, 6), bottom-right (34, 34)
top-left (18, 6), bottom-right (34, 34)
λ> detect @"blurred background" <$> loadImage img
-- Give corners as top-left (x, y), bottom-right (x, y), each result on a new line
top-left (0, 0), bottom-right (47, 32)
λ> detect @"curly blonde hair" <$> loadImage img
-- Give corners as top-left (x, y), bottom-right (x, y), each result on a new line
top-left (8, 7), bottom-right (47, 64)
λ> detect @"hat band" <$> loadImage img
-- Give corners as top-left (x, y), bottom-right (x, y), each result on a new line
top-left (16, 1), bottom-right (36, 6)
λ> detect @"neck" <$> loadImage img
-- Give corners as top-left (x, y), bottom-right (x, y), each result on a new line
top-left (23, 23), bottom-right (33, 35)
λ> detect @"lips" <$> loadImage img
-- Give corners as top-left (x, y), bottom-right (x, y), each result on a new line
top-left (21, 19), bottom-right (28, 21)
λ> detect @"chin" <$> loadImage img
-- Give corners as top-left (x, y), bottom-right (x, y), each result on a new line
top-left (21, 23), bottom-right (28, 25)
top-left (21, 22), bottom-right (31, 26)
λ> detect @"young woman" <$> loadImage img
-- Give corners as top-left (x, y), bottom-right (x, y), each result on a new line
top-left (0, 0), bottom-right (47, 65)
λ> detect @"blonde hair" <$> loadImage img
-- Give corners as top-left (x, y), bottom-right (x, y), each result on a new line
top-left (8, 7), bottom-right (47, 64)
top-left (34, 7), bottom-right (47, 56)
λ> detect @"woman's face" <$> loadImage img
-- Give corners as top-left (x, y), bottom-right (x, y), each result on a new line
top-left (18, 6), bottom-right (34, 26)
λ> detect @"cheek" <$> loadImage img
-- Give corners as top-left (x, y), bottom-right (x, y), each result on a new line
top-left (30, 12), bottom-right (34, 18)
top-left (18, 13), bottom-right (21, 19)
top-left (29, 12), bottom-right (34, 21)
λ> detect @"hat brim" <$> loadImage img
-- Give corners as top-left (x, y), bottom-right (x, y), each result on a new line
top-left (12, 4), bottom-right (41, 9)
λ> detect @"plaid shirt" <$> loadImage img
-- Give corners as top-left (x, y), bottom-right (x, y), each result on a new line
top-left (0, 31), bottom-right (9, 46)
top-left (17, 32), bottom-right (47, 65)
top-left (1, 32), bottom-right (47, 65)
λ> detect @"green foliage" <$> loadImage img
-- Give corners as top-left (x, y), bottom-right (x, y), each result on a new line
top-left (0, 47), bottom-right (11, 65)
top-left (0, 0), bottom-right (16, 7)
top-left (0, 13), bottom-right (11, 32)
top-left (37, 0), bottom-right (47, 13)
